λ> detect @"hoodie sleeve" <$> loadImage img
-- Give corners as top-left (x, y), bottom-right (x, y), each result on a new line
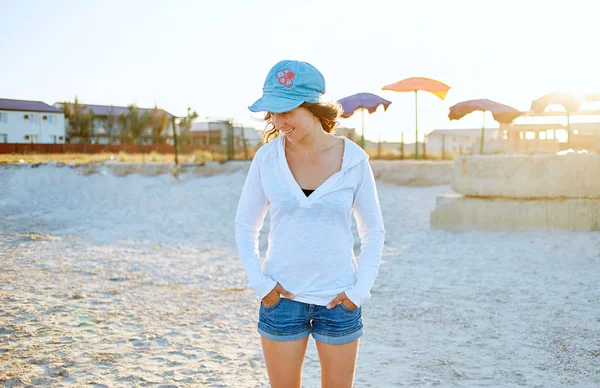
top-left (234, 149), bottom-right (277, 301)
top-left (344, 158), bottom-right (385, 307)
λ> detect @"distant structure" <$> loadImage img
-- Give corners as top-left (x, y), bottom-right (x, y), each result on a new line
top-left (0, 98), bottom-right (65, 143)
top-left (53, 102), bottom-right (175, 144)
top-left (427, 128), bottom-right (501, 158)
top-left (429, 110), bottom-right (600, 157)
top-left (333, 126), bottom-right (357, 142)
top-left (190, 120), bottom-right (263, 149)
top-left (503, 110), bottom-right (600, 154)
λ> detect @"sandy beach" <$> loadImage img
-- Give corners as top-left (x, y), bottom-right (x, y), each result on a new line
top-left (1, 164), bottom-right (599, 387)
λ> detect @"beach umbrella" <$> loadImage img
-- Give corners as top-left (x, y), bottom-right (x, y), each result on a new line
top-left (583, 93), bottom-right (600, 103)
top-left (382, 77), bottom-right (451, 159)
top-left (338, 92), bottom-right (392, 149)
top-left (530, 91), bottom-right (582, 147)
top-left (448, 99), bottom-right (524, 154)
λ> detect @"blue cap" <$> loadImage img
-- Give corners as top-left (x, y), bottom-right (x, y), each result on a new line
top-left (248, 60), bottom-right (326, 113)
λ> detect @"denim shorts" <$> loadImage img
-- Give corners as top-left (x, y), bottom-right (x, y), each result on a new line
top-left (257, 298), bottom-right (363, 345)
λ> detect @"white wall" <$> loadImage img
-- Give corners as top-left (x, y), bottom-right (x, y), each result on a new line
top-left (427, 130), bottom-right (501, 155)
top-left (0, 110), bottom-right (66, 143)
top-left (427, 135), bottom-right (477, 155)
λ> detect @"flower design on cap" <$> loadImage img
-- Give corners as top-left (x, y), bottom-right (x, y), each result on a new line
top-left (276, 68), bottom-right (296, 88)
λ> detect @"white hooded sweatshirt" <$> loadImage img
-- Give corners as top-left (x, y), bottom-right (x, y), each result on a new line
top-left (234, 135), bottom-right (385, 307)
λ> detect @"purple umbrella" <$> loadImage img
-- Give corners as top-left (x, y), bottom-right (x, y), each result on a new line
top-left (448, 99), bottom-right (524, 154)
top-left (338, 92), bottom-right (392, 148)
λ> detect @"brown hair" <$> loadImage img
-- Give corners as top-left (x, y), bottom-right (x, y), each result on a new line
top-left (261, 101), bottom-right (343, 143)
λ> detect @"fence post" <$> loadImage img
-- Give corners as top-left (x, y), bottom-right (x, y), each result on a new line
top-left (241, 125), bottom-right (248, 160)
top-left (226, 120), bottom-right (234, 161)
top-left (441, 134), bottom-right (445, 160)
top-left (400, 132), bottom-right (404, 160)
top-left (171, 116), bottom-right (179, 166)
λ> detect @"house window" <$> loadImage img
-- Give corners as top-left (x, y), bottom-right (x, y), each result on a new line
top-left (0, 112), bottom-right (6, 123)
top-left (0, 134), bottom-right (7, 143)
top-left (24, 114), bottom-right (39, 123)
top-left (48, 115), bottom-right (53, 124)
top-left (24, 134), bottom-right (38, 143)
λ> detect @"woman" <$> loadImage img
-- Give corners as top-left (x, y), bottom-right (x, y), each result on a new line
top-left (234, 59), bottom-right (385, 388)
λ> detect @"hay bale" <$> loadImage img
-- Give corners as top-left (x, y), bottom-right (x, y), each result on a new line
top-left (430, 193), bottom-right (600, 232)
top-left (451, 154), bottom-right (600, 198)
top-left (370, 160), bottom-right (452, 186)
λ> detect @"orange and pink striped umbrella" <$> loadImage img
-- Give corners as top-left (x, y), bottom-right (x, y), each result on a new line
top-left (382, 77), bottom-right (451, 100)
top-left (382, 77), bottom-right (451, 159)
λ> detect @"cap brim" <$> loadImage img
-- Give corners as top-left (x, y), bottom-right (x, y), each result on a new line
top-left (248, 94), bottom-right (304, 114)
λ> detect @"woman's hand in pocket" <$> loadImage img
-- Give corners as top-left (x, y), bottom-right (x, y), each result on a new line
top-left (262, 283), bottom-right (294, 307)
top-left (326, 292), bottom-right (358, 310)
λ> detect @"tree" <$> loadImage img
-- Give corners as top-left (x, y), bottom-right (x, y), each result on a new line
top-left (178, 107), bottom-right (198, 145)
top-left (118, 113), bottom-right (131, 144)
top-left (63, 96), bottom-right (94, 143)
top-left (105, 106), bottom-right (118, 144)
top-left (150, 105), bottom-right (169, 144)
top-left (118, 104), bottom-right (151, 145)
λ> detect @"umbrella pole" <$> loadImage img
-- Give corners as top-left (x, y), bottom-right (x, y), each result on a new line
top-left (414, 90), bottom-right (419, 160)
top-left (400, 131), bottom-right (405, 160)
top-left (480, 112), bottom-right (485, 154)
top-left (361, 108), bottom-right (365, 149)
top-left (566, 112), bottom-right (571, 149)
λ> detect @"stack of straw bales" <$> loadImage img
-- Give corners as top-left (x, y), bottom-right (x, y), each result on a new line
top-left (430, 155), bottom-right (600, 231)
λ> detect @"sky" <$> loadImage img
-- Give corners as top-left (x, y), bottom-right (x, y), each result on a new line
top-left (2, 0), bottom-right (600, 142)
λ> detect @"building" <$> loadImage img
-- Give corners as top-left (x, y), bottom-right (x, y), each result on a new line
top-left (187, 122), bottom-right (354, 148)
top-left (189, 121), bottom-right (263, 148)
top-left (333, 126), bottom-right (357, 142)
top-left (52, 102), bottom-right (176, 144)
top-left (504, 110), bottom-right (600, 154)
top-left (0, 98), bottom-right (65, 143)
top-left (427, 128), bottom-right (502, 158)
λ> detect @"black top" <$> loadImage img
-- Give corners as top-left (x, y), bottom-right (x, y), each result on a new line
top-left (301, 188), bottom-right (315, 197)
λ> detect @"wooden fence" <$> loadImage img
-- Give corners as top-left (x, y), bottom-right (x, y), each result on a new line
top-left (0, 143), bottom-right (215, 155)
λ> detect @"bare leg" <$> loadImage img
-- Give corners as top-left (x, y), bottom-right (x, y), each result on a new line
top-left (260, 335), bottom-right (310, 388)
top-left (315, 338), bottom-right (360, 388)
